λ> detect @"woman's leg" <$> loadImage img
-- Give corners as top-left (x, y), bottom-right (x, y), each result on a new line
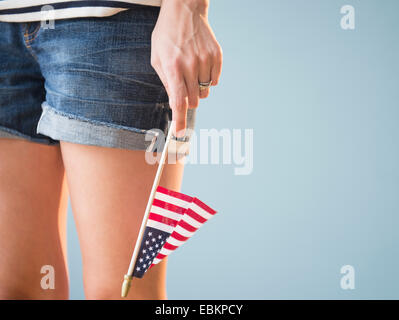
top-left (0, 139), bottom-right (69, 299)
top-left (60, 142), bottom-right (184, 300)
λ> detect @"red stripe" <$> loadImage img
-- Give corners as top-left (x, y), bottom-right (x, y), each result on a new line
top-left (149, 212), bottom-right (178, 227)
top-left (186, 208), bottom-right (207, 223)
top-left (179, 219), bottom-right (197, 233)
top-left (171, 231), bottom-right (188, 242)
top-left (156, 186), bottom-right (193, 202)
top-left (163, 242), bottom-right (177, 251)
top-left (193, 197), bottom-right (217, 215)
top-left (152, 198), bottom-right (186, 215)
top-left (156, 253), bottom-right (166, 260)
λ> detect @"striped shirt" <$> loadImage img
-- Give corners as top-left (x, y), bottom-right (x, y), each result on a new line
top-left (0, 0), bottom-right (162, 22)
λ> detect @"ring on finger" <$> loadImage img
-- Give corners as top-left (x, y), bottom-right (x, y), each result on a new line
top-left (199, 80), bottom-right (212, 91)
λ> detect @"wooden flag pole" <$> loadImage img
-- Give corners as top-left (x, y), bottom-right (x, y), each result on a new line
top-left (121, 123), bottom-right (175, 298)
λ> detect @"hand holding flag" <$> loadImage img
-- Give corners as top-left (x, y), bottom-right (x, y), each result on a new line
top-left (121, 124), bottom-right (217, 298)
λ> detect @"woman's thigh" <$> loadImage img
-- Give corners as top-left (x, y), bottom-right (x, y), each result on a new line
top-left (60, 142), bottom-right (184, 299)
top-left (0, 139), bottom-right (68, 299)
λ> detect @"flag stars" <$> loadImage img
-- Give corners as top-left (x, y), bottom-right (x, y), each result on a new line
top-left (148, 232), bottom-right (152, 236)
top-left (146, 255), bottom-right (150, 260)
top-left (139, 258), bottom-right (143, 263)
top-left (152, 238), bottom-right (156, 242)
top-left (158, 235), bottom-right (162, 239)
top-left (136, 267), bottom-right (140, 271)
top-left (149, 246), bottom-right (153, 251)
top-left (142, 249), bottom-right (146, 254)
top-left (155, 244), bottom-right (159, 248)
top-left (145, 240), bottom-right (150, 245)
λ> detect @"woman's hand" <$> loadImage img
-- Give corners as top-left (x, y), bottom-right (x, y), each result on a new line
top-left (151, 0), bottom-right (223, 137)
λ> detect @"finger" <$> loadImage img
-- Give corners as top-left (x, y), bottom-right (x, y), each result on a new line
top-left (198, 56), bottom-right (212, 99)
top-left (184, 70), bottom-right (200, 108)
top-left (171, 95), bottom-right (188, 138)
top-left (165, 70), bottom-right (188, 138)
top-left (210, 46), bottom-right (223, 86)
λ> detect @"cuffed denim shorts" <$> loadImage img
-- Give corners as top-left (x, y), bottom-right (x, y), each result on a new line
top-left (0, 5), bottom-right (196, 154)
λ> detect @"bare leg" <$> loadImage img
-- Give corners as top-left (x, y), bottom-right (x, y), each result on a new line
top-left (60, 142), bottom-right (185, 300)
top-left (0, 139), bottom-right (68, 299)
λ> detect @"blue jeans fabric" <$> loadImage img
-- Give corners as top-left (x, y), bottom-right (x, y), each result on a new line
top-left (0, 5), bottom-right (196, 153)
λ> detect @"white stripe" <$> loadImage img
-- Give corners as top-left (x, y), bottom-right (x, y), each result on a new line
top-left (146, 220), bottom-right (174, 234)
top-left (152, 258), bottom-right (161, 265)
top-left (0, 0), bottom-right (162, 10)
top-left (181, 214), bottom-right (203, 229)
top-left (166, 236), bottom-right (184, 247)
top-left (191, 202), bottom-right (214, 220)
top-left (159, 247), bottom-right (173, 256)
top-left (173, 225), bottom-right (195, 238)
top-left (0, 0), bottom-right (82, 10)
top-left (155, 192), bottom-right (192, 209)
top-left (0, 7), bottom-right (127, 22)
top-left (150, 205), bottom-right (182, 222)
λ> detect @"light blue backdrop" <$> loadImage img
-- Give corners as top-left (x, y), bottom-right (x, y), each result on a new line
top-left (67, 0), bottom-right (399, 299)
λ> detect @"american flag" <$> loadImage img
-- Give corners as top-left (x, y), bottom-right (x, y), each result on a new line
top-left (133, 186), bottom-right (217, 278)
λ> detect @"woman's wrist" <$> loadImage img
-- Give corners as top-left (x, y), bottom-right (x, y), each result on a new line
top-left (161, 0), bottom-right (209, 15)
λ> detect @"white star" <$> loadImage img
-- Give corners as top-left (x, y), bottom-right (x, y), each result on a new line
top-left (158, 235), bottom-right (162, 239)
top-left (145, 240), bottom-right (150, 245)
top-left (152, 238), bottom-right (156, 242)
top-left (136, 267), bottom-right (140, 271)
top-left (155, 244), bottom-right (159, 248)
top-left (149, 246), bottom-right (153, 251)
top-left (139, 258), bottom-right (143, 263)
top-left (152, 252), bottom-right (155, 256)
top-left (146, 255), bottom-right (150, 260)
top-left (143, 264), bottom-right (146, 268)
top-left (142, 249), bottom-right (146, 254)
top-left (148, 232), bottom-right (152, 236)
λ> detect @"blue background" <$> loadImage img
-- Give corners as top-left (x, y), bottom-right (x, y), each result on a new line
top-left (67, 0), bottom-right (399, 299)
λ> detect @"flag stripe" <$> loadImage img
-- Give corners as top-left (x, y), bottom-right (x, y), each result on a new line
top-left (150, 205), bottom-right (183, 222)
top-left (191, 202), bottom-right (214, 220)
top-left (155, 253), bottom-right (166, 260)
top-left (146, 220), bottom-right (174, 233)
top-left (193, 197), bottom-right (217, 215)
top-left (166, 236), bottom-right (184, 247)
top-left (173, 225), bottom-right (195, 238)
top-left (181, 214), bottom-right (203, 229)
top-left (158, 247), bottom-right (173, 255)
top-left (185, 208), bottom-right (207, 224)
top-left (152, 198), bottom-right (187, 215)
top-left (171, 231), bottom-right (189, 242)
top-left (162, 242), bottom-right (177, 251)
top-left (155, 192), bottom-right (193, 209)
top-left (178, 219), bottom-right (198, 233)
top-left (148, 212), bottom-right (179, 227)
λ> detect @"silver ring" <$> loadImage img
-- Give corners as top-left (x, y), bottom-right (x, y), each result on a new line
top-left (199, 80), bottom-right (212, 91)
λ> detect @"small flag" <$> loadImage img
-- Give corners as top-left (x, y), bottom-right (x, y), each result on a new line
top-left (132, 186), bottom-right (216, 278)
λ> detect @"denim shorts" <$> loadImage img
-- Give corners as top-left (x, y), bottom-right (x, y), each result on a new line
top-left (0, 5), bottom-right (196, 155)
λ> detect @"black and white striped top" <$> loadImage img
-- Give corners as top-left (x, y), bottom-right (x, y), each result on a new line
top-left (0, 0), bottom-right (161, 22)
